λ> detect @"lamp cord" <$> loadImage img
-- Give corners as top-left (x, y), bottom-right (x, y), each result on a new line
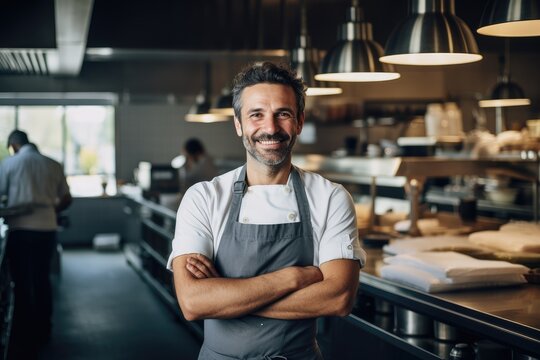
top-left (504, 38), bottom-right (511, 80)
top-left (301, 0), bottom-right (307, 36)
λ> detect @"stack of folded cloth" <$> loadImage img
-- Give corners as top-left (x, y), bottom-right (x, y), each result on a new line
top-left (380, 251), bottom-right (528, 293)
top-left (383, 235), bottom-right (488, 256)
top-left (468, 222), bottom-right (540, 253)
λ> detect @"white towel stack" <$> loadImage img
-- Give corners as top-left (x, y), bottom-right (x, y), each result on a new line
top-left (468, 229), bottom-right (540, 253)
top-left (383, 235), bottom-right (486, 256)
top-left (380, 251), bottom-right (528, 293)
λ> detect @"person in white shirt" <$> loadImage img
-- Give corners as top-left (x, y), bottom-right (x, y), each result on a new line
top-left (169, 62), bottom-right (365, 360)
top-left (181, 137), bottom-right (217, 190)
top-left (0, 130), bottom-right (72, 359)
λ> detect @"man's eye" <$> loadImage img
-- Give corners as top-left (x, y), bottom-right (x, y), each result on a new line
top-left (277, 112), bottom-right (293, 119)
top-left (249, 113), bottom-right (262, 119)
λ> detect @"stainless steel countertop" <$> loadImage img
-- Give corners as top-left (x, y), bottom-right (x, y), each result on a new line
top-left (360, 248), bottom-right (540, 356)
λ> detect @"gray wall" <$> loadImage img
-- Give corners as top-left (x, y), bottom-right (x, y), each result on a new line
top-left (1, 52), bottom-right (539, 182)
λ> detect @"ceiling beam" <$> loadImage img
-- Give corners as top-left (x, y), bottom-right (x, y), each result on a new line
top-left (47, 0), bottom-right (94, 76)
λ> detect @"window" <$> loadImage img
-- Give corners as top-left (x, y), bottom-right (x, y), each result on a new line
top-left (0, 107), bottom-right (16, 161)
top-left (0, 105), bottom-right (115, 197)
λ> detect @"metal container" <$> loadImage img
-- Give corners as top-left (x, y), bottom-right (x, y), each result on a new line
top-left (374, 298), bottom-right (393, 314)
top-left (433, 320), bottom-right (461, 342)
top-left (394, 306), bottom-right (433, 336)
top-left (513, 352), bottom-right (539, 360)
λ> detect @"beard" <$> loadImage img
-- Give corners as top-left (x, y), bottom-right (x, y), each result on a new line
top-left (242, 131), bottom-right (297, 167)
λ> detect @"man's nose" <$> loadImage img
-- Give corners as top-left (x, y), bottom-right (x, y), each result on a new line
top-left (261, 114), bottom-right (279, 134)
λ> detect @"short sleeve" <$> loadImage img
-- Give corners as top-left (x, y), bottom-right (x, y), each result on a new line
top-left (318, 186), bottom-right (366, 267)
top-left (166, 184), bottom-right (214, 270)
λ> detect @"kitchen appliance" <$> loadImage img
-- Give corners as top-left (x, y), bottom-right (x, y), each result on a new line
top-left (137, 162), bottom-right (179, 195)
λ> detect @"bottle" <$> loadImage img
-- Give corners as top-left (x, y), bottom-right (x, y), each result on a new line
top-left (425, 103), bottom-right (448, 138)
top-left (445, 102), bottom-right (463, 137)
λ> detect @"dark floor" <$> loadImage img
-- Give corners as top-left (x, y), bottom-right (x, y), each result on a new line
top-left (38, 248), bottom-right (202, 360)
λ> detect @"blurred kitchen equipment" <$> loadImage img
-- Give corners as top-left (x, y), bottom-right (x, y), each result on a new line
top-left (513, 351), bottom-right (539, 360)
top-left (397, 136), bottom-right (437, 157)
top-left (425, 102), bottom-right (463, 138)
top-left (485, 187), bottom-right (518, 204)
top-left (137, 161), bottom-right (180, 199)
top-left (434, 340), bottom-right (456, 359)
top-left (374, 298), bottom-right (393, 315)
top-left (458, 198), bottom-right (477, 223)
top-left (425, 103), bottom-right (448, 138)
top-left (475, 340), bottom-right (512, 360)
top-left (394, 306), bottom-right (433, 336)
top-left (527, 119), bottom-right (540, 138)
top-left (449, 343), bottom-right (476, 360)
top-left (434, 320), bottom-right (462, 342)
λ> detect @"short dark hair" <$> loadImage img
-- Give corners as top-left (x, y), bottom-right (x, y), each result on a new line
top-left (232, 62), bottom-right (306, 120)
top-left (7, 130), bottom-right (29, 148)
top-left (184, 138), bottom-right (205, 156)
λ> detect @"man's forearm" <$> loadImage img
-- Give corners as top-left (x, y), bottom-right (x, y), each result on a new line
top-left (255, 260), bottom-right (360, 319)
top-left (172, 255), bottom-right (323, 321)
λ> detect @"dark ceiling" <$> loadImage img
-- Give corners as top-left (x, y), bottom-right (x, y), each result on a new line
top-left (82, 0), bottom-right (540, 53)
top-left (0, 0), bottom-right (538, 62)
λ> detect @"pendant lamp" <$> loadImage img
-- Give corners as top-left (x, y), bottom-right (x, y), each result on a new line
top-left (478, 0), bottom-right (540, 37)
top-left (315, 0), bottom-right (400, 82)
top-left (380, 0), bottom-right (483, 66)
top-left (291, 0), bottom-right (342, 95)
top-left (210, 86), bottom-right (235, 116)
top-left (185, 62), bottom-right (230, 123)
top-left (478, 39), bottom-right (530, 108)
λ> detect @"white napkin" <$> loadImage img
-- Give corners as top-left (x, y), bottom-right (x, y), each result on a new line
top-left (499, 221), bottom-right (540, 235)
top-left (469, 230), bottom-right (540, 253)
top-left (383, 251), bottom-right (529, 279)
top-left (380, 263), bottom-right (526, 293)
top-left (383, 235), bottom-right (485, 256)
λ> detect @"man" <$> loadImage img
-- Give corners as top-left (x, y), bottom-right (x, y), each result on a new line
top-left (0, 130), bottom-right (72, 359)
top-left (181, 137), bottom-right (217, 190)
top-left (168, 62), bottom-right (365, 360)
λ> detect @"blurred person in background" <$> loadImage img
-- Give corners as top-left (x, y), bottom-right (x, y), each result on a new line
top-left (0, 130), bottom-right (72, 359)
top-left (180, 137), bottom-right (217, 190)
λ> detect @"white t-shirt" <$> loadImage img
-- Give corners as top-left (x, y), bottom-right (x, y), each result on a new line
top-left (167, 166), bottom-right (365, 269)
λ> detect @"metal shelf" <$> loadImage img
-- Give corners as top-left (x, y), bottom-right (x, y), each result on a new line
top-left (124, 244), bottom-right (203, 340)
top-left (343, 314), bottom-right (443, 360)
top-left (359, 271), bottom-right (540, 357)
top-left (140, 241), bottom-right (168, 268)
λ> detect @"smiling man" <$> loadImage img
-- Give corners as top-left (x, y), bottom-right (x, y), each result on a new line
top-left (169, 62), bottom-right (365, 360)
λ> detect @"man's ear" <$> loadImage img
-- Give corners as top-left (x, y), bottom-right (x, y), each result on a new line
top-left (234, 117), bottom-right (243, 137)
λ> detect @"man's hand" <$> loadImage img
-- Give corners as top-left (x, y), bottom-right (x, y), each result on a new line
top-left (185, 254), bottom-right (220, 279)
top-left (173, 254), bottom-right (324, 320)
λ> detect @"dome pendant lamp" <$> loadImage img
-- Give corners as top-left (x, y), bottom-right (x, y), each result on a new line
top-left (291, 0), bottom-right (342, 95)
top-left (186, 62), bottom-right (230, 123)
top-left (315, 0), bottom-right (400, 82)
top-left (380, 0), bottom-right (483, 66)
top-left (479, 39), bottom-right (531, 108)
top-left (478, 0), bottom-right (540, 37)
top-left (210, 86), bottom-right (235, 116)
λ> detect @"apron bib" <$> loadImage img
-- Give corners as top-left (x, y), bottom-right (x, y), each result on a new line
top-left (199, 166), bottom-right (322, 360)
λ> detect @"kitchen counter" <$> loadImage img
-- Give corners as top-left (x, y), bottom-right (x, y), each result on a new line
top-left (358, 247), bottom-right (540, 358)
top-left (121, 188), bottom-right (540, 357)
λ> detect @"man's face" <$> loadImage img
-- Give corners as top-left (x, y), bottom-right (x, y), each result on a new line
top-left (234, 83), bottom-right (304, 167)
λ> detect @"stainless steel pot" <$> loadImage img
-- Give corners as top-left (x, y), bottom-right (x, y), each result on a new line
top-left (394, 306), bottom-right (433, 336)
top-left (433, 320), bottom-right (461, 341)
top-left (374, 298), bottom-right (393, 314)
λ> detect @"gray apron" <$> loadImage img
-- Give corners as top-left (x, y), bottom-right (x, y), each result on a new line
top-left (199, 166), bottom-right (323, 360)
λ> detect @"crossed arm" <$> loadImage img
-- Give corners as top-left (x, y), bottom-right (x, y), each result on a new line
top-left (172, 253), bottom-right (360, 321)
